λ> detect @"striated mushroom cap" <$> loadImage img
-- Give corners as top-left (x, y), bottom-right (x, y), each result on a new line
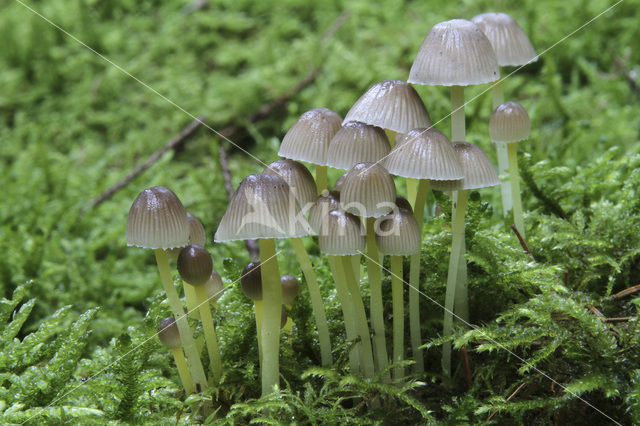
top-left (214, 173), bottom-right (309, 242)
top-left (376, 209), bottom-right (422, 256)
top-left (408, 19), bottom-right (499, 86)
top-left (340, 163), bottom-right (397, 218)
top-left (431, 142), bottom-right (500, 191)
top-left (326, 122), bottom-right (391, 170)
top-left (278, 108), bottom-right (343, 166)
top-left (318, 210), bottom-right (366, 256)
top-left (384, 128), bottom-right (464, 180)
top-left (263, 159), bottom-right (317, 207)
top-left (471, 12), bottom-right (537, 66)
top-left (489, 101), bottom-right (531, 143)
top-left (126, 186), bottom-right (189, 250)
top-left (343, 80), bottom-right (431, 133)
top-left (308, 190), bottom-right (341, 235)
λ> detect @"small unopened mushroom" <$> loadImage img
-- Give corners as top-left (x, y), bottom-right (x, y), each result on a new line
top-left (157, 317), bottom-right (195, 395)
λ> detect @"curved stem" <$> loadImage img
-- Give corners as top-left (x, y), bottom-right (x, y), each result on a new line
top-left (154, 249), bottom-right (208, 391)
top-left (258, 238), bottom-right (282, 396)
top-left (328, 256), bottom-right (360, 374)
top-left (451, 85), bottom-right (465, 142)
top-left (316, 165), bottom-right (328, 194)
top-left (170, 347), bottom-right (195, 395)
top-left (291, 238), bottom-right (332, 367)
top-left (391, 255), bottom-right (404, 379)
top-left (442, 190), bottom-right (468, 377)
top-left (409, 179), bottom-right (429, 373)
top-left (194, 285), bottom-right (223, 384)
top-left (366, 217), bottom-right (389, 379)
top-left (342, 255), bottom-right (376, 378)
top-left (508, 142), bottom-right (525, 239)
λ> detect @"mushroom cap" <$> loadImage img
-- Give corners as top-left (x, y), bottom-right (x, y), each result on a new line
top-left (281, 275), bottom-right (300, 305)
top-left (157, 317), bottom-right (181, 349)
top-left (263, 159), bottom-right (317, 207)
top-left (326, 122), bottom-right (391, 170)
top-left (126, 186), bottom-right (190, 250)
top-left (431, 142), bottom-right (500, 191)
top-left (334, 171), bottom-right (349, 192)
top-left (240, 261), bottom-right (262, 301)
top-left (177, 244), bottom-right (213, 286)
top-left (394, 195), bottom-right (413, 214)
top-left (489, 101), bottom-right (531, 143)
top-left (318, 210), bottom-right (366, 256)
top-left (343, 80), bottom-right (431, 133)
top-left (471, 12), bottom-right (537, 66)
top-left (384, 128), bottom-right (464, 180)
top-left (340, 163), bottom-right (397, 218)
top-left (167, 212), bottom-right (207, 259)
top-left (214, 173), bottom-right (309, 242)
top-left (278, 108), bottom-right (343, 166)
top-left (204, 270), bottom-right (224, 303)
top-left (408, 19), bottom-right (499, 86)
top-left (308, 190), bottom-right (341, 235)
top-left (376, 209), bottom-right (422, 256)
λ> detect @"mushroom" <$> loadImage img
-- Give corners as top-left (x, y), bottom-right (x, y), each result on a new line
top-left (326, 121), bottom-right (391, 171)
top-left (490, 101), bottom-right (532, 238)
top-left (126, 186), bottom-right (208, 391)
top-left (157, 317), bottom-right (195, 394)
top-left (278, 108), bottom-right (343, 194)
top-left (177, 244), bottom-right (223, 383)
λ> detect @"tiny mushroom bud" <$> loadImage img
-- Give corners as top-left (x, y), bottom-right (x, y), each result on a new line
top-left (281, 275), bottom-right (300, 306)
top-left (157, 317), bottom-right (182, 349)
top-left (205, 270), bottom-right (224, 303)
top-left (177, 245), bottom-right (213, 286)
top-left (240, 261), bottom-right (263, 301)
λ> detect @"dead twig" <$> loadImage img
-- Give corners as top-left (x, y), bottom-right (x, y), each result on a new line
top-left (87, 117), bottom-right (206, 211)
top-left (460, 346), bottom-right (472, 390)
top-left (601, 317), bottom-right (632, 323)
top-left (612, 283), bottom-right (640, 300)
top-left (486, 382), bottom-right (527, 421)
top-left (511, 224), bottom-right (535, 262)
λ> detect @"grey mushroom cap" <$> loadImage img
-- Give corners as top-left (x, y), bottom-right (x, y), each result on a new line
top-left (318, 210), bottom-right (366, 256)
top-left (431, 142), bottom-right (500, 191)
top-left (489, 101), bottom-right (531, 143)
top-left (214, 173), bottom-right (309, 242)
top-left (157, 317), bottom-right (182, 349)
top-left (308, 190), bottom-right (341, 235)
top-left (376, 209), bottom-right (422, 256)
top-left (278, 108), bottom-right (343, 166)
top-left (471, 12), bottom-right (537, 66)
top-left (343, 80), bottom-right (431, 133)
top-left (126, 186), bottom-right (189, 250)
top-left (340, 163), bottom-right (397, 218)
top-left (263, 159), bottom-right (317, 207)
top-left (408, 19), bottom-right (499, 86)
top-left (326, 122), bottom-right (391, 170)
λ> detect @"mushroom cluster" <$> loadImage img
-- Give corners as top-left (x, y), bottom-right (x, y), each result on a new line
top-left (126, 10), bottom-right (535, 400)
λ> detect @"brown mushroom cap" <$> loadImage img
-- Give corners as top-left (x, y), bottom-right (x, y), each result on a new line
top-left (126, 186), bottom-right (189, 250)
top-left (214, 173), bottom-right (308, 242)
top-left (177, 244), bottom-right (213, 286)
top-left (168, 212), bottom-right (207, 259)
top-left (281, 275), bottom-right (300, 305)
top-left (308, 190), bottom-right (341, 235)
top-left (240, 261), bottom-right (262, 301)
top-left (408, 19), bottom-right (499, 86)
top-left (157, 317), bottom-right (182, 349)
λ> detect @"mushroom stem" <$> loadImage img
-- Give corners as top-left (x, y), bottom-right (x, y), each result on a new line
top-left (291, 238), bottom-right (333, 367)
top-left (451, 85), bottom-right (465, 142)
top-left (341, 255), bottom-right (376, 378)
top-left (184, 285), bottom-right (201, 320)
top-left (493, 76), bottom-right (512, 216)
top-left (406, 178), bottom-right (418, 209)
top-left (154, 249), bottom-right (208, 391)
top-left (194, 285), bottom-right (223, 383)
top-left (391, 255), bottom-right (404, 379)
top-left (507, 142), bottom-right (525, 238)
top-left (254, 300), bottom-right (263, 364)
top-left (258, 238), bottom-right (282, 396)
top-left (442, 189), bottom-right (468, 377)
top-left (409, 178), bottom-right (429, 373)
top-left (384, 129), bottom-right (397, 147)
top-left (316, 165), bottom-right (328, 194)
top-left (327, 256), bottom-right (360, 374)
top-left (170, 347), bottom-right (196, 395)
top-left (366, 217), bottom-right (389, 379)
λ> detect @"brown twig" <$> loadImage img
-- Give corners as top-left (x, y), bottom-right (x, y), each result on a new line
top-left (87, 117), bottom-right (206, 211)
top-left (601, 317), bottom-right (632, 323)
top-left (511, 224), bottom-right (535, 261)
top-left (460, 346), bottom-right (472, 390)
top-left (612, 284), bottom-right (640, 300)
top-left (587, 305), bottom-right (604, 317)
top-left (486, 382), bottom-right (527, 421)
